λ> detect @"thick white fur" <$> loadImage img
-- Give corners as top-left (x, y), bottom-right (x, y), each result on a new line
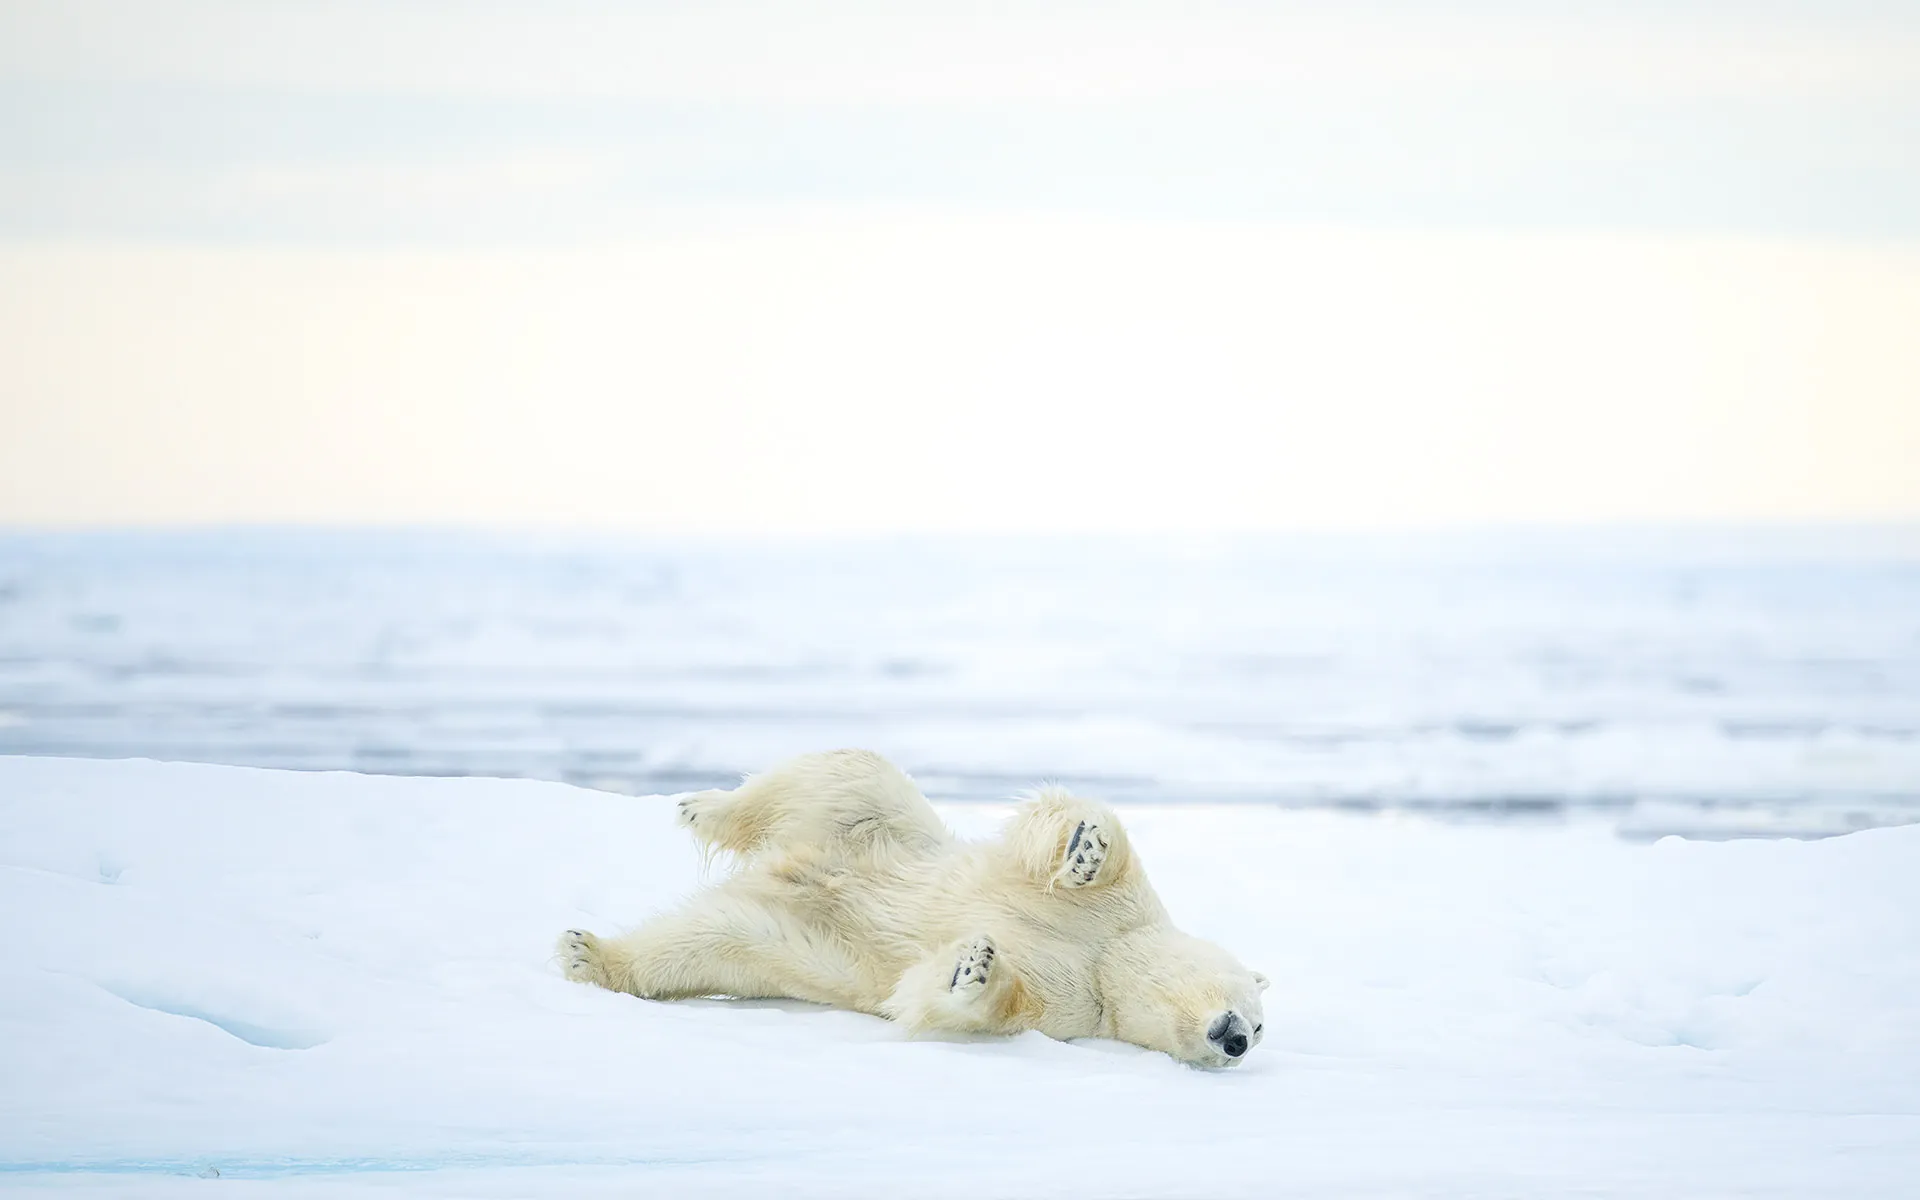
top-left (557, 749), bottom-right (1269, 1067)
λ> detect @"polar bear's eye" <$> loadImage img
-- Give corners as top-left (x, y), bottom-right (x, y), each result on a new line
top-left (1253, 1024), bottom-right (1263, 1034)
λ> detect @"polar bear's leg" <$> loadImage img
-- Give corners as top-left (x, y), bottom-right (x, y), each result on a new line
top-left (1001, 787), bottom-right (1136, 892)
top-left (882, 934), bottom-right (1041, 1034)
top-left (677, 750), bottom-right (948, 859)
top-left (674, 785), bottom-right (770, 857)
top-left (557, 893), bottom-right (867, 1009)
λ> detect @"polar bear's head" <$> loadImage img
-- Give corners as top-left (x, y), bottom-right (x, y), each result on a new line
top-left (1099, 927), bottom-right (1270, 1068)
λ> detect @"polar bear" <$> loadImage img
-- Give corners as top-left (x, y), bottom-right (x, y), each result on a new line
top-left (558, 750), bottom-right (1268, 1066)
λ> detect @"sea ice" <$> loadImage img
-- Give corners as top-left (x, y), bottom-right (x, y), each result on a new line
top-left (1, 756), bottom-right (1915, 1196)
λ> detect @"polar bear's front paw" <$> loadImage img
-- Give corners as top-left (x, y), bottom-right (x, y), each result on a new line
top-left (1056, 820), bottom-right (1110, 888)
top-left (949, 936), bottom-right (996, 998)
top-left (557, 929), bottom-right (602, 984)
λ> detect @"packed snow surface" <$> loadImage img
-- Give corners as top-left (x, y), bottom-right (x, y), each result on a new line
top-left (2, 756), bottom-right (1917, 1197)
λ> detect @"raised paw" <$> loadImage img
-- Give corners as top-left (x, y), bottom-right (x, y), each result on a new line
top-left (949, 936), bottom-right (996, 997)
top-left (556, 928), bottom-right (602, 984)
top-left (1056, 820), bottom-right (1110, 889)
top-left (675, 789), bottom-right (718, 829)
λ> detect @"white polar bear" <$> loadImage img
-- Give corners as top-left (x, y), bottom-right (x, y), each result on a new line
top-left (557, 749), bottom-right (1269, 1067)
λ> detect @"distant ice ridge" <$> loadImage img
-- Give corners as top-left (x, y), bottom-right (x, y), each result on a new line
top-left (1, 757), bottom-right (1917, 1198)
top-left (1, 528), bottom-right (1917, 838)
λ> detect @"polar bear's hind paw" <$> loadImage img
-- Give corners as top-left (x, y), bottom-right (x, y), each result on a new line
top-left (950, 936), bottom-right (996, 996)
top-left (557, 929), bottom-right (601, 984)
top-left (676, 790), bottom-right (715, 829)
top-left (1058, 820), bottom-right (1110, 888)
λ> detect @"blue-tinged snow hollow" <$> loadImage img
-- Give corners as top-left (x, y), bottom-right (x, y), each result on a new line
top-left (2, 756), bottom-right (1916, 1198)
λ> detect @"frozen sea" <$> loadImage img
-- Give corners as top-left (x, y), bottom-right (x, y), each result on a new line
top-left (2, 527), bottom-right (1918, 839)
top-left (2, 757), bottom-right (1917, 1197)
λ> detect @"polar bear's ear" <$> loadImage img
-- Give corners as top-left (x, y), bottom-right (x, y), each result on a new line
top-left (1253, 971), bottom-right (1270, 993)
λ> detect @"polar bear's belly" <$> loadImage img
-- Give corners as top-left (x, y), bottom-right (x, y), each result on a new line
top-left (771, 847), bottom-right (1127, 1039)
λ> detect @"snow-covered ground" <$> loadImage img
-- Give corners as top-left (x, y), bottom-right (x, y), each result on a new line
top-left (3, 756), bottom-right (1916, 1197)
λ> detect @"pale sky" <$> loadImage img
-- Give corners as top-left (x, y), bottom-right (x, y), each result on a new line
top-left (2, 1), bottom-right (1917, 532)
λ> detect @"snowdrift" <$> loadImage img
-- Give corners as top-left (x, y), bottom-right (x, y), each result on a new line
top-left (2, 757), bottom-right (1915, 1197)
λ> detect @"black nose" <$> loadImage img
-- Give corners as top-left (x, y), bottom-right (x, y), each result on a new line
top-left (1222, 1033), bottom-right (1248, 1058)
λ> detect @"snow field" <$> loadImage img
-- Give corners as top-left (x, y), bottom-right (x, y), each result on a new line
top-left (1, 756), bottom-right (1916, 1197)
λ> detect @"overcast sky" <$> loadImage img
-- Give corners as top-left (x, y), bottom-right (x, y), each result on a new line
top-left (5, 0), bottom-right (1919, 241)
top-left (2, 1), bottom-right (1917, 531)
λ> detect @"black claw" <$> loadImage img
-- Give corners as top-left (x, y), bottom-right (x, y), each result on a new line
top-left (1067, 821), bottom-right (1085, 858)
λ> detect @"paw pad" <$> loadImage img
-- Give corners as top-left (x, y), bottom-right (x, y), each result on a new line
top-left (1058, 821), bottom-right (1110, 888)
top-left (949, 936), bottom-right (996, 995)
top-left (557, 929), bottom-right (600, 983)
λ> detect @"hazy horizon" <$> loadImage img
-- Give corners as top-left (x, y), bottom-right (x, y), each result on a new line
top-left (3, 2), bottom-right (1917, 533)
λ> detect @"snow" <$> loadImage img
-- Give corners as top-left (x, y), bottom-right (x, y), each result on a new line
top-left (5, 529), bottom-right (1919, 841)
top-left (2, 756), bottom-right (1917, 1198)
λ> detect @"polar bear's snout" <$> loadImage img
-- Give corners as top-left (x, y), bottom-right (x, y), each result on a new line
top-left (1207, 1010), bottom-right (1255, 1060)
